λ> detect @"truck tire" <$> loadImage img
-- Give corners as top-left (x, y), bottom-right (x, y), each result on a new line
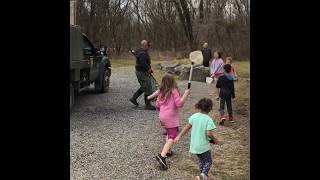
top-left (70, 83), bottom-right (74, 110)
top-left (105, 68), bottom-right (111, 92)
top-left (95, 68), bottom-right (110, 93)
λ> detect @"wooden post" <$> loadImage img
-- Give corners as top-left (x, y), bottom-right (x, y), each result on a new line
top-left (70, 0), bottom-right (76, 25)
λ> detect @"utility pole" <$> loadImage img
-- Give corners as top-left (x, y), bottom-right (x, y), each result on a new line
top-left (70, 0), bottom-right (77, 25)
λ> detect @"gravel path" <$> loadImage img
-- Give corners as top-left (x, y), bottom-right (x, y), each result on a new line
top-left (70, 66), bottom-right (249, 179)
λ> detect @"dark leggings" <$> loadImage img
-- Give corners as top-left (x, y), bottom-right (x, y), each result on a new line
top-left (219, 97), bottom-right (233, 116)
top-left (196, 150), bottom-right (212, 177)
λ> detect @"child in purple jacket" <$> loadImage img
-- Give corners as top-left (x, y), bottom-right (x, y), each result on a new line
top-left (210, 50), bottom-right (225, 101)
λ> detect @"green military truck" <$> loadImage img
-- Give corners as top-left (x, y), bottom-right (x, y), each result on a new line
top-left (70, 25), bottom-right (111, 110)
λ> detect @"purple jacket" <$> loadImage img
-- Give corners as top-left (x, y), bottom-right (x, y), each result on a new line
top-left (210, 58), bottom-right (225, 78)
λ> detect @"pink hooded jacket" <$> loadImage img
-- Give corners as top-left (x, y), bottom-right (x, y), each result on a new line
top-left (156, 88), bottom-right (185, 128)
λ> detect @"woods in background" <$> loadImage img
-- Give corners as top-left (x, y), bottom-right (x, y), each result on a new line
top-left (75, 0), bottom-right (249, 59)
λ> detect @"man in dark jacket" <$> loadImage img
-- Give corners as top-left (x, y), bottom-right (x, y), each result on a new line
top-left (216, 64), bottom-right (235, 125)
top-left (129, 40), bottom-right (156, 110)
top-left (201, 42), bottom-right (212, 67)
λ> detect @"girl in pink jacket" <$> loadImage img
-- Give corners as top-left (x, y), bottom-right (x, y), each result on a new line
top-left (155, 73), bottom-right (190, 170)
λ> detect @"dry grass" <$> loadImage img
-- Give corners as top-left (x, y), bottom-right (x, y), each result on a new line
top-left (111, 59), bottom-right (249, 116)
top-left (111, 58), bottom-right (249, 113)
top-left (111, 58), bottom-right (190, 81)
top-left (111, 58), bottom-right (250, 179)
top-left (110, 58), bottom-right (136, 68)
top-left (233, 61), bottom-right (250, 116)
top-left (234, 61), bottom-right (250, 79)
top-left (176, 60), bottom-right (250, 180)
top-left (211, 60), bottom-right (250, 179)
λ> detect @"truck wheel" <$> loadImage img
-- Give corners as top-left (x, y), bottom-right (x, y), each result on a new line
top-left (70, 83), bottom-right (74, 110)
top-left (95, 68), bottom-right (109, 93)
top-left (105, 68), bottom-right (111, 92)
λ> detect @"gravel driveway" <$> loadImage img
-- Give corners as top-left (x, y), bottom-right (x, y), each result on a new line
top-left (71, 66), bottom-right (197, 179)
top-left (70, 66), bottom-right (249, 179)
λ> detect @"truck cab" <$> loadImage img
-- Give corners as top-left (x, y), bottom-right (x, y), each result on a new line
top-left (70, 25), bottom-right (111, 109)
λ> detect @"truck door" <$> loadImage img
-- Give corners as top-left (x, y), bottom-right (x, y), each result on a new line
top-left (82, 35), bottom-right (98, 81)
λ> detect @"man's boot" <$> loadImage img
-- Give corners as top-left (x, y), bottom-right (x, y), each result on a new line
top-left (130, 89), bottom-right (143, 106)
top-left (144, 95), bottom-right (156, 110)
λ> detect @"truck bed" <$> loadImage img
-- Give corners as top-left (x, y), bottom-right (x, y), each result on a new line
top-left (70, 60), bottom-right (90, 70)
top-left (70, 26), bottom-right (84, 61)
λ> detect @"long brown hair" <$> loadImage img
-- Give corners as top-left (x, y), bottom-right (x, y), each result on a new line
top-left (213, 50), bottom-right (222, 59)
top-left (159, 73), bottom-right (178, 100)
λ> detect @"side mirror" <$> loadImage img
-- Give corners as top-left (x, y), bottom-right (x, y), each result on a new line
top-left (83, 47), bottom-right (92, 56)
top-left (94, 48), bottom-right (101, 55)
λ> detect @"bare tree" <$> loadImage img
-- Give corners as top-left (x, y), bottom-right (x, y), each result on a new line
top-left (174, 0), bottom-right (196, 51)
top-left (75, 0), bottom-right (250, 59)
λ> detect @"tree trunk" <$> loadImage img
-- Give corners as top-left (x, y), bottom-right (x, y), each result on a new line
top-left (199, 0), bottom-right (204, 23)
top-left (174, 0), bottom-right (195, 51)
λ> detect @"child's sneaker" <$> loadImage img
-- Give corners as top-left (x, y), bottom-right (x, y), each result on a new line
top-left (156, 154), bottom-right (168, 170)
top-left (195, 173), bottom-right (207, 180)
top-left (219, 115), bottom-right (226, 125)
top-left (129, 98), bottom-right (139, 106)
top-left (229, 116), bottom-right (235, 123)
top-left (200, 173), bottom-right (207, 180)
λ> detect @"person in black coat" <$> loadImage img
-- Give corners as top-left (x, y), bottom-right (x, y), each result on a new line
top-left (201, 42), bottom-right (212, 67)
top-left (129, 40), bottom-right (156, 110)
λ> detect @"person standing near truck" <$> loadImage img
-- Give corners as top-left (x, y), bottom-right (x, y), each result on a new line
top-left (129, 40), bottom-right (156, 110)
top-left (100, 45), bottom-right (106, 55)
